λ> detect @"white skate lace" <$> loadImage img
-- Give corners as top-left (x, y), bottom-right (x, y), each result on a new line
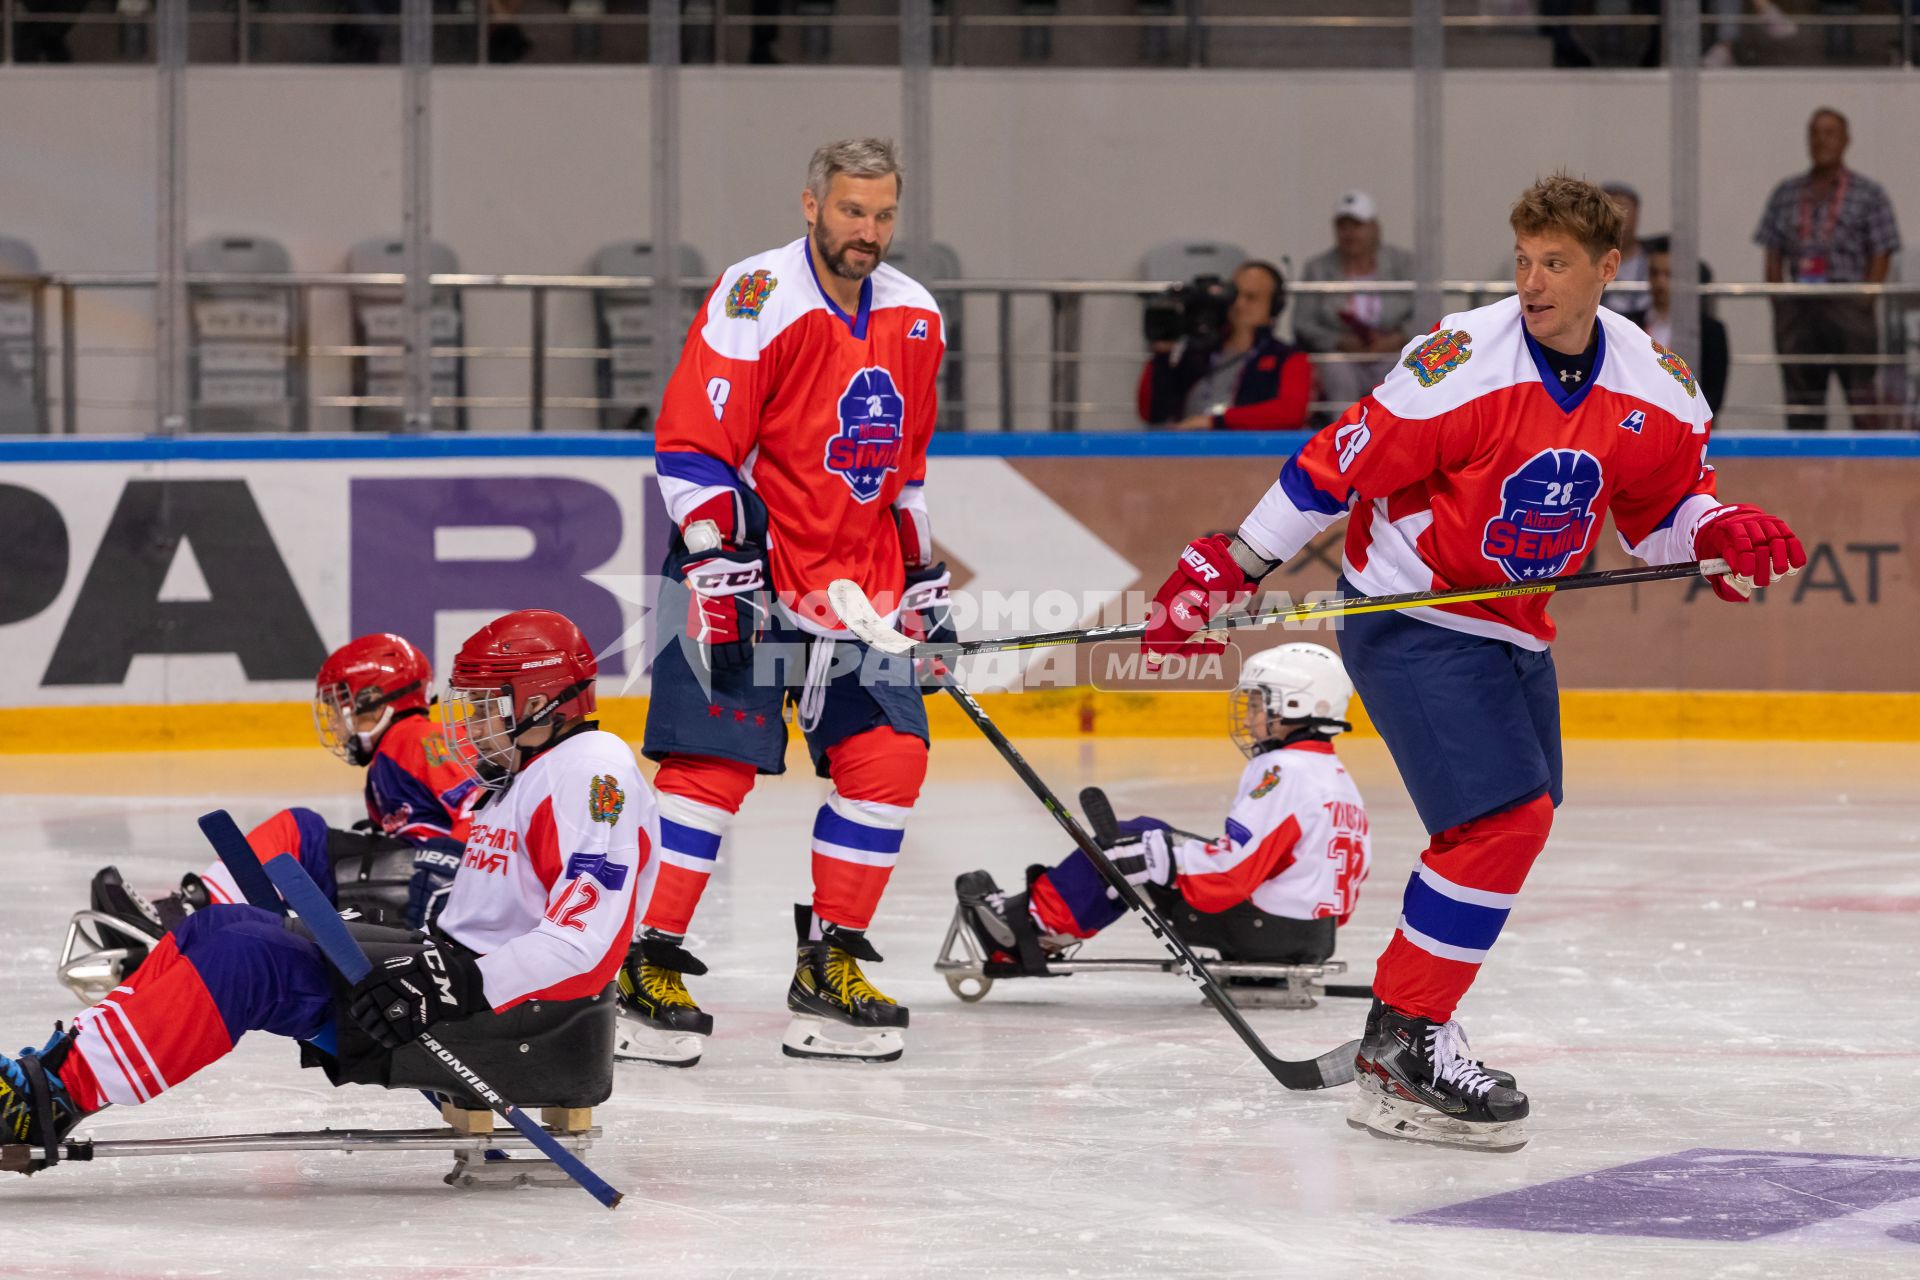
top-left (1428, 1021), bottom-right (1498, 1098)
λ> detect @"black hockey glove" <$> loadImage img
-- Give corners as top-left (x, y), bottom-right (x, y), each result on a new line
top-left (900, 561), bottom-right (956, 683)
top-left (1105, 817), bottom-right (1174, 889)
top-left (669, 542), bottom-right (769, 674)
top-left (347, 938), bottom-right (488, 1049)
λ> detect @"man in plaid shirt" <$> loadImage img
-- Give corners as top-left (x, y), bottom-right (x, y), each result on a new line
top-left (1754, 107), bottom-right (1901, 430)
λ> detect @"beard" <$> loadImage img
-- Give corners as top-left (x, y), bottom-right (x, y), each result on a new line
top-left (814, 223), bottom-right (885, 282)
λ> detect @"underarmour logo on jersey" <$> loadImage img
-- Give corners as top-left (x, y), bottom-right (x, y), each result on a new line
top-left (1558, 369), bottom-right (1583, 385)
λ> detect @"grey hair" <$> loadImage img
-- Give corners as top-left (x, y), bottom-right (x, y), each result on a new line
top-left (806, 138), bottom-right (904, 202)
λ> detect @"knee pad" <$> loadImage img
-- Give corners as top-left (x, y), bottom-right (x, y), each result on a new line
top-left (824, 728), bottom-right (928, 807)
top-left (1429, 792), bottom-right (1554, 895)
top-left (654, 753), bottom-right (757, 814)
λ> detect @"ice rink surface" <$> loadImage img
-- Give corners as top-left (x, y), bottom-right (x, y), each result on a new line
top-left (3, 735), bottom-right (1918, 1279)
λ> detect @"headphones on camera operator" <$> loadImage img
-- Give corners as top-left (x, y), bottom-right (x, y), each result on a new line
top-left (1143, 259), bottom-right (1287, 351)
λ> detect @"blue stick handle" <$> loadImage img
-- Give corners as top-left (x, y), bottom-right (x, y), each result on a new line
top-left (258, 853), bottom-right (623, 1209)
top-left (196, 810), bottom-right (286, 915)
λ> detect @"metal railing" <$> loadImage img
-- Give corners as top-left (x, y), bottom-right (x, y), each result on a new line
top-left (2, 272), bottom-right (1914, 434)
top-left (0, 2), bottom-right (1912, 68)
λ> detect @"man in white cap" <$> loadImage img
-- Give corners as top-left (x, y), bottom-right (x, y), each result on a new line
top-left (1294, 190), bottom-right (1415, 424)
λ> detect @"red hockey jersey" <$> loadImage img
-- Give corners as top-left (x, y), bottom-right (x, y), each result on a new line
top-left (654, 237), bottom-right (944, 635)
top-left (1240, 296), bottom-right (1722, 649)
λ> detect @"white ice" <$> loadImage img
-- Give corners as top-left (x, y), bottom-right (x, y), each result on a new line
top-left (2, 737), bottom-right (1918, 1278)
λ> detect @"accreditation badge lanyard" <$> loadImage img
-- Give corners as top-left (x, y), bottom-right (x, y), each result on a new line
top-left (1793, 168), bottom-right (1849, 283)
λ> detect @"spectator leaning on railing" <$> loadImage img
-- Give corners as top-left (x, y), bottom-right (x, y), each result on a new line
top-left (1754, 107), bottom-right (1901, 430)
top-left (1138, 261), bottom-right (1312, 431)
top-left (1641, 235), bottom-right (1730, 412)
top-left (1600, 181), bottom-right (1648, 320)
top-left (1292, 191), bottom-right (1413, 426)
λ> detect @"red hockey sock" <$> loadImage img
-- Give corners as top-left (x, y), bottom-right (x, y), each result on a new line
top-left (811, 729), bottom-right (928, 930)
top-left (1371, 793), bottom-right (1553, 1023)
top-left (645, 754), bottom-right (756, 936)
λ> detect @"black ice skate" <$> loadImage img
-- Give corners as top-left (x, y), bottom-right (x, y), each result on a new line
top-left (954, 869), bottom-right (1059, 977)
top-left (59, 867), bottom-right (205, 1002)
top-left (1363, 998), bottom-right (1516, 1091)
top-left (783, 904), bottom-right (907, 1062)
top-left (614, 930), bottom-right (713, 1068)
top-left (1, 1026), bottom-right (91, 1175)
top-left (1347, 1006), bottom-right (1529, 1153)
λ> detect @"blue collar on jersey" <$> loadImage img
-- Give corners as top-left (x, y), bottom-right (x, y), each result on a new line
top-left (1522, 314), bottom-right (1605, 414)
top-left (804, 242), bottom-right (874, 340)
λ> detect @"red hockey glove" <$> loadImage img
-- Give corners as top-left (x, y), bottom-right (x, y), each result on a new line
top-left (680, 547), bottom-right (768, 671)
top-left (1142, 534), bottom-right (1254, 666)
top-left (1694, 503), bottom-right (1806, 603)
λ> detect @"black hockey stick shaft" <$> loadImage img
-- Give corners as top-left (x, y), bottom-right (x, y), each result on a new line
top-left (935, 680), bottom-right (1356, 1091)
top-left (919, 557), bottom-right (1723, 661)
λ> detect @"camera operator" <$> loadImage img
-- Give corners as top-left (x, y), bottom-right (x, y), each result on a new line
top-left (1137, 260), bottom-right (1312, 431)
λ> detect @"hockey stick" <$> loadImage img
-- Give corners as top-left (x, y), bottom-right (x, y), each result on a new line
top-left (830, 558), bottom-right (1729, 660)
top-left (197, 811), bottom-right (285, 915)
top-left (929, 678), bottom-right (1356, 1091)
top-left (256, 852), bottom-right (624, 1209)
top-left (190, 815), bottom-right (624, 1208)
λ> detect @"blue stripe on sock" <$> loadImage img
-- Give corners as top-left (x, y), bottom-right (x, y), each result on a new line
top-left (1401, 872), bottom-right (1511, 954)
top-left (811, 805), bottom-right (904, 855)
top-left (660, 817), bottom-right (722, 862)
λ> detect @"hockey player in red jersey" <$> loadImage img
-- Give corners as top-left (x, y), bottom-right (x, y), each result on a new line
top-left (955, 644), bottom-right (1370, 974)
top-left (61, 634), bottom-right (479, 1002)
top-left (2, 610), bottom-right (652, 1161)
top-left (1142, 174), bottom-right (1806, 1151)
top-left (627, 137), bottom-right (947, 1066)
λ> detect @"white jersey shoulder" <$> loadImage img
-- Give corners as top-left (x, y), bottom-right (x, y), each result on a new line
top-left (1593, 305), bottom-right (1713, 433)
top-left (1372, 296), bottom-right (1527, 421)
top-left (869, 261), bottom-right (942, 328)
top-left (698, 238), bottom-right (827, 362)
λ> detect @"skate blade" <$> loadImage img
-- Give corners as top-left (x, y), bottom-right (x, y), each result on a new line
top-left (1345, 1080), bottom-right (1529, 1154)
top-left (613, 1013), bottom-right (705, 1068)
top-left (780, 1015), bottom-right (904, 1063)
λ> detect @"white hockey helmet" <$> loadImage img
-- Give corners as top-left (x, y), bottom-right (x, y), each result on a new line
top-left (1229, 642), bottom-right (1353, 757)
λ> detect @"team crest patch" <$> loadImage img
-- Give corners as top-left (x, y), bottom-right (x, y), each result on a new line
top-left (1403, 329), bottom-right (1472, 388)
top-left (1651, 339), bottom-right (1698, 398)
top-left (724, 269), bottom-right (778, 320)
top-left (588, 774), bottom-right (626, 825)
top-left (824, 366), bottom-right (905, 503)
top-left (1481, 448), bottom-right (1604, 581)
top-left (1250, 766), bottom-right (1282, 799)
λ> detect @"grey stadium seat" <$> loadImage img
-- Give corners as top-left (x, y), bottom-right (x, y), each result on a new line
top-left (590, 241), bottom-right (709, 431)
top-left (186, 233), bottom-right (296, 432)
top-left (347, 237), bottom-right (464, 432)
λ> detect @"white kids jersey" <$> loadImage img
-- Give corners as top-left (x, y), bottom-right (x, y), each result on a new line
top-left (1170, 739), bottom-right (1371, 924)
top-left (437, 729), bottom-right (656, 1010)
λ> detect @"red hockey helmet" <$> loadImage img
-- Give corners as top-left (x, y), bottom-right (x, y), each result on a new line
top-left (312, 632), bottom-right (433, 765)
top-left (442, 609), bottom-right (599, 786)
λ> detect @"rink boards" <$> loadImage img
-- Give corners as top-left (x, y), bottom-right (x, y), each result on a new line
top-left (0, 432), bottom-right (1911, 748)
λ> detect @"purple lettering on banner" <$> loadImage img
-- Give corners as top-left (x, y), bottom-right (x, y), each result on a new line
top-left (1399, 1148), bottom-right (1920, 1244)
top-left (350, 476), bottom-right (629, 675)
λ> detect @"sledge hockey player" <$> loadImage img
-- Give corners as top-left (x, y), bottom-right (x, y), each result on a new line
top-left (955, 643), bottom-right (1370, 978)
top-left (625, 136), bottom-right (947, 1066)
top-left (2, 609), bottom-right (652, 1169)
top-left (62, 634), bottom-right (477, 1002)
top-left (1141, 173), bottom-right (1806, 1152)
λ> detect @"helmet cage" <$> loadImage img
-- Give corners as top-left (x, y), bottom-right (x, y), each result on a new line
top-left (441, 676), bottom-right (592, 789)
top-left (1228, 682), bottom-right (1349, 758)
top-left (312, 675), bottom-right (423, 765)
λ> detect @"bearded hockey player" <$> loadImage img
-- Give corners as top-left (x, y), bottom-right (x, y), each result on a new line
top-left (626, 137), bottom-right (947, 1066)
top-left (956, 643), bottom-right (1370, 974)
top-left (1142, 174), bottom-right (1806, 1151)
top-left (62, 634), bottom-right (478, 1002)
top-left (2, 610), bottom-right (652, 1164)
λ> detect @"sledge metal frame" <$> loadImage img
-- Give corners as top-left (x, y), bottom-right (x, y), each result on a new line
top-left (3, 1118), bottom-right (602, 1189)
top-left (935, 902), bottom-right (1349, 1011)
top-left (57, 908), bottom-right (157, 1004)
